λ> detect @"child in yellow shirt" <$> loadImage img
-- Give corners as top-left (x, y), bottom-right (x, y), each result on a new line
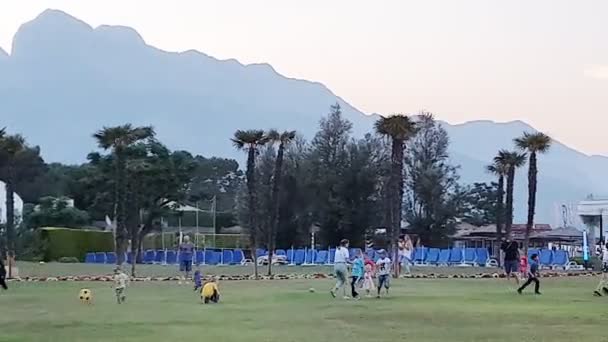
top-left (201, 279), bottom-right (220, 304)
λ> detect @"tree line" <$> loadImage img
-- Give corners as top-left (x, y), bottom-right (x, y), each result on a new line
top-left (0, 105), bottom-right (551, 277)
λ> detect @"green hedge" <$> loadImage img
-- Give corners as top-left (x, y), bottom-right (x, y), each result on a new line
top-left (39, 227), bottom-right (114, 262)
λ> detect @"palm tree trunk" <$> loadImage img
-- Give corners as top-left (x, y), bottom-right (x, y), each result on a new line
top-left (495, 175), bottom-right (505, 266)
top-left (523, 152), bottom-right (537, 255)
top-left (268, 142), bottom-right (286, 276)
top-left (5, 172), bottom-right (14, 278)
top-left (246, 147), bottom-right (259, 279)
top-left (391, 138), bottom-right (404, 278)
top-left (115, 153), bottom-right (127, 265)
top-left (496, 175), bottom-right (505, 241)
top-left (505, 167), bottom-right (516, 239)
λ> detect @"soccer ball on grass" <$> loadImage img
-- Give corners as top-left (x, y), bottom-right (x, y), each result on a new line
top-left (79, 288), bottom-right (93, 304)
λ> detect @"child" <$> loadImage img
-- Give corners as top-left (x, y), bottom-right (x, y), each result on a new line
top-left (193, 269), bottom-right (202, 292)
top-left (375, 249), bottom-right (391, 298)
top-left (113, 267), bottom-right (130, 304)
top-left (362, 263), bottom-right (375, 297)
top-left (594, 242), bottom-right (608, 296)
top-left (201, 278), bottom-right (220, 304)
top-left (350, 250), bottom-right (364, 300)
top-left (517, 253), bottom-right (541, 295)
top-left (0, 258), bottom-right (7, 290)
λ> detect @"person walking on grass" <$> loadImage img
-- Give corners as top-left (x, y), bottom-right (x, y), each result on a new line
top-left (400, 235), bottom-right (414, 275)
top-left (517, 253), bottom-right (541, 295)
top-left (501, 238), bottom-right (520, 286)
top-left (179, 235), bottom-right (195, 282)
top-left (594, 242), bottom-right (608, 297)
top-left (351, 249), bottom-right (364, 300)
top-left (376, 249), bottom-right (391, 298)
top-left (330, 239), bottom-right (350, 299)
top-left (0, 258), bottom-right (8, 290)
top-left (113, 267), bottom-right (130, 304)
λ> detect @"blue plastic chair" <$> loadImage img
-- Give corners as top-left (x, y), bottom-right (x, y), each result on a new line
top-left (294, 249), bottom-right (306, 265)
top-left (449, 248), bottom-right (464, 264)
top-left (94, 252), bottom-right (106, 264)
top-left (193, 250), bottom-right (203, 265)
top-left (222, 250), bottom-right (233, 265)
top-left (286, 249), bottom-right (295, 263)
top-left (105, 252), bottom-right (117, 264)
top-left (463, 248), bottom-right (477, 265)
top-left (143, 250), bottom-right (156, 264)
top-left (315, 250), bottom-right (328, 264)
top-left (539, 249), bottom-right (553, 267)
top-left (329, 248), bottom-right (336, 264)
top-left (426, 248), bottom-right (440, 265)
top-left (256, 248), bottom-right (267, 258)
top-left (350, 248), bottom-right (362, 260)
top-left (85, 253), bottom-right (96, 264)
top-left (305, 249), bottom-right (317, 264)
top-left (232, 249), bottom-right (245, 265)
top-left (438, 249), bottom-right (450, 265)
top-left (155, 250), bottom-right (166, 264)
top-left (475, 248), bottom-right (489, 266)
top-left (166, 250), bottom-right (177, 264)
top-left (551, 250), bottom-right (569, 269)
top-left (204, 250), bottom-right (215, 265)
top-left (126, 251), bottom-right (135, 264)
top-left (275, 249), bottom-right (286, 256)
top-left (414, 247), bottom-right (427, 265)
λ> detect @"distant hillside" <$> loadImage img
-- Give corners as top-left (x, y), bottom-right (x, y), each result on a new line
top-left (1, 9), bottom-right (605, 226)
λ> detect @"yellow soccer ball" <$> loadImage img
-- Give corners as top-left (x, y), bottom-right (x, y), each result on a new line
top-left (79, 288), bottom-right (92, 304)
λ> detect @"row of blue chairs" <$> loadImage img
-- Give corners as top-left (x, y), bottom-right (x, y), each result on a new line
top-left (85, 249), bottom-right (247, 266)
top-left (527, 249), bottom-right (571, 269)
top-left (413, 247), bottom-right (492, 266)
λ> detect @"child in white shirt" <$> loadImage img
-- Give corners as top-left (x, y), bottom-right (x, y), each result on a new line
top-left (375, 250), bottom-right (391, 298)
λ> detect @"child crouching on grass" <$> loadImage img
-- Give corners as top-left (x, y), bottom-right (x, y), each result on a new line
top-left (201, 278), bottom-right (220, 304)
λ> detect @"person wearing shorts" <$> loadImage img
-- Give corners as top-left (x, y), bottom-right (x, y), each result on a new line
top-left (501, 238), bottom-right (520, 286)
top-left (113, 267), bottom-right (129, 304)
top-left (179, 235), bottom-right (194, 281)
top-left (330, 239), bottom-right (350, 299)
top-left (375, 249), bottom-right (391, 298)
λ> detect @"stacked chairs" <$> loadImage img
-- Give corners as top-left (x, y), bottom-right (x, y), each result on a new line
top-left (94, 252), bottom-right (106, 264)
top-left (85, 253), bottom-right (96, 264)
top-left (105, 252), bottom-right (117, 264)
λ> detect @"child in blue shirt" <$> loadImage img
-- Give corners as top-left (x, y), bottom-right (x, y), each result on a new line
top-left (193, 269), bottom-right (202, 292)
top-left (350, 250), bottom-right (364, 299)
top-left (517, 253), bottom-right (541, 295)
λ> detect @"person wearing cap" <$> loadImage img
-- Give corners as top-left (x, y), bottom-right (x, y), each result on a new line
top-left (375, 249), bottom-right (391, 298)
top-left (330, 239), bottom-right (350, 299)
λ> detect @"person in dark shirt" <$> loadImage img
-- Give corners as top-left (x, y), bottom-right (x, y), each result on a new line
top-left (517, 253), bottom-right (541, 295)
top-left (501, 238), bottom-right (520, 285)
top-left (0, 258), bottom-right (8, 290)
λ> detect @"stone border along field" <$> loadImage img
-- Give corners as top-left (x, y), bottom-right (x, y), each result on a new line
top-left (8, 261), bottom-right (598, 282)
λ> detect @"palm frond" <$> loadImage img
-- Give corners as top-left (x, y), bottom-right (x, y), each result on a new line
top-left (514, 132), bottom-right (552, 153)
top-left (374, 114), bottom-right (417, 140)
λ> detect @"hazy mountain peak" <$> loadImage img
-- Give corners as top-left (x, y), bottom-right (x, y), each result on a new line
top-left (94, 25), bottom-right (146, 47)
top-left (11, 8), bottom-right (93, 59)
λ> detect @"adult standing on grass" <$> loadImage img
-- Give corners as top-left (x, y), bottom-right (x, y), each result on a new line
top-left (179, 235), bottom-right (195, 282)
top-left (501, 238), bottom-right (520, 286)
top-left (0, 258), bottom-right (8, 290)
top-left (400, 235), bottom-right (414, 274)
top-left (330, 239), bottom-right (350, 299)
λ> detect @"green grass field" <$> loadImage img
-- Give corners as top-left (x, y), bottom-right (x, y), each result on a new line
top-left (2, 276), bottom-right (607, 342)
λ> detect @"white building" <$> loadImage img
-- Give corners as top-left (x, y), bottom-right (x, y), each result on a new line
top-left (0, 180), bottom-right (24, 225)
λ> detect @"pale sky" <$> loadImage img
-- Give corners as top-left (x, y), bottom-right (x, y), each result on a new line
top-left (1, 0), bottom-right (607, 155)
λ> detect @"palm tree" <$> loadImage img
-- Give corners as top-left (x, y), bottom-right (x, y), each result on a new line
top-left (266, 130), bottom-right (296, 276)
top-left (375, 114), bottom-right (417, 277)
top-left (93, 125), bottom-right (155, 265)
top-left (495, 150), bottom-right (527, 239)
top-left (515, 132), bottom-right (551, 253)
top-left (0, 134), bottom-right (24, 276)
top-left (232, 129), bottom-right (268, 279)
top-left (486, 162), bottom-right (507, 242)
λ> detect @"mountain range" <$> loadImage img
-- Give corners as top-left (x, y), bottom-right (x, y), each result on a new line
top-left (0, 9), bottom-right (604, 226)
